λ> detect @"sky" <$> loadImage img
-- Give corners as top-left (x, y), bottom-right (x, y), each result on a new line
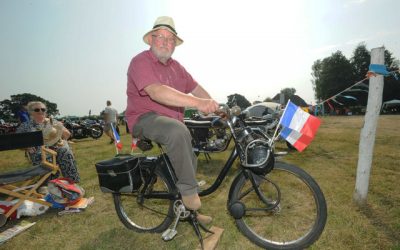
top-left (1, 0), bottom-right (399, 117)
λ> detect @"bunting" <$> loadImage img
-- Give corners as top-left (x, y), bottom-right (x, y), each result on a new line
top-left (315, 63), bottom-right (399, 114)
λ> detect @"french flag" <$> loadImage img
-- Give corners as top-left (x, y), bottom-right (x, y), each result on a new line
top-left (131, 138), bottom-right (138, 149)
top-left (111, 123), bottom-right (123, 151)
top-left (279, 100), bottom-right (321, 152)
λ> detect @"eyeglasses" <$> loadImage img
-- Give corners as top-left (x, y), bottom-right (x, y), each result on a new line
top-left (152, 34), bottom-right (176, 44)
top-left (33, 108), bottom-right (46, 113)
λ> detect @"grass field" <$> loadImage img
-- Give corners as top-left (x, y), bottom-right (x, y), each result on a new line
top-left (0, 115), bottom-right (399, 249)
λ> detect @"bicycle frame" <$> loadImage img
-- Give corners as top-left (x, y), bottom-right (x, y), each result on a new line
top-left (199, 147), bottom-right (239, 196)
top-left (138, 144), bottom-right (241, 200)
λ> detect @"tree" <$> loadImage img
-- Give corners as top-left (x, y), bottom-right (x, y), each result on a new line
top-left (281, 88), bottom-right (296, 98)
top-left (263, 97), bottom-right (273, 102)
top-left (383, 48), bottom-right (400, 102)
top-left (311, 44), bottom-right (400, 110)
top-left (227, 94), bottom-right (251, 110)
top-left (351, 43), bottom-right (370, 81)
top-left (311, 51), bottom-right (355, 102)
top-left (0, 93), bottom-right (59, 121)
top-left (311, 59), bottom-right (323, 100)
top-left (278, 88), bottom-right (297, 103)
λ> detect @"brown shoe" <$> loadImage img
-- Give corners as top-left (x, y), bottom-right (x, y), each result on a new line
top-left (197, 213), bottom-right (212, 225)
top-left (182, 193), bottom-right (201, 210)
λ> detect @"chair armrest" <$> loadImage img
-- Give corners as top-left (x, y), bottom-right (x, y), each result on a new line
top-left (40, 146), bottom-right (59, 172)
top-left (41, 147), bottom-right (57, 155)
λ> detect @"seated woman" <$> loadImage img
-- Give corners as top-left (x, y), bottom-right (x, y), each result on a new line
top-left (16, 101), bottom-right (80, 183)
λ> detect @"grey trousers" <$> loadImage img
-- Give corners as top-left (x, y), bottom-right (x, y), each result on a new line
top-left (132, 112), bottom-right (198, 196)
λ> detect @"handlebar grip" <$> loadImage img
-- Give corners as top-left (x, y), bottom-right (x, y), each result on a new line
top-left (214, 110), bottom-right (228, 119)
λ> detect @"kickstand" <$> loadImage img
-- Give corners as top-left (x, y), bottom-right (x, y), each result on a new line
top-left (189, 211), bottom-right (214, 250)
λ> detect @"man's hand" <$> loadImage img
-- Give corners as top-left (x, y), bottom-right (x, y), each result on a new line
top-left (196, 99), bottom-right (219, 114)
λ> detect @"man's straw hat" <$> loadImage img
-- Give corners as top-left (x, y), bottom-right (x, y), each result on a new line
top-left (143, 16), bottom-right (183, 46)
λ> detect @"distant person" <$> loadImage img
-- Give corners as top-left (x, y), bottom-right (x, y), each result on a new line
top-left (16, 101), bottom-right (80, 183)
top-left (16, 102), bottom-right (30, 124)
top-left (125, 16), bottom-right (219, 224)
top-left (103, 100), bottom-right (119, 144)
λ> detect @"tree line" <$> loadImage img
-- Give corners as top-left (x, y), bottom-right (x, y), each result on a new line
top-left (311, 43), bottom-right (399, 108)
top-left (0, 93), bottom-right (59, 121)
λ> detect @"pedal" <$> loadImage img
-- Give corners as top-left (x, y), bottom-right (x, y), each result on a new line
top-left (161, 200), bottom-right (187, 241)
top-left (162, 228), bottom-right (177, 241)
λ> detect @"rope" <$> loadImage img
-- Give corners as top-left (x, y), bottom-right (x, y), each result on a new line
top-left (316, 67), bottom-right (399, 107)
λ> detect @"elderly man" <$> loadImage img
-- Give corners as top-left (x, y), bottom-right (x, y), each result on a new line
top-left (125, 16), bottom-right (219, 223)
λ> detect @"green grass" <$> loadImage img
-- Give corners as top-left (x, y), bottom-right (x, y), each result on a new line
top-left (1, 115), bottom-right (399, 249)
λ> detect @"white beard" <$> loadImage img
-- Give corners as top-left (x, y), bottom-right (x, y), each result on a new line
top-left (151, 46), bottom-right (174, 64)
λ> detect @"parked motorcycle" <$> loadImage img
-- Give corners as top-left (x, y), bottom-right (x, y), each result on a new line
top-left (184, 110), bottom-right (294, 157)
top-left (244, 114), bottom-right (296, 150)
top-left (0, 120), bottom-right (18, 135)
top-left (64, 120), bottom-right (103, 140)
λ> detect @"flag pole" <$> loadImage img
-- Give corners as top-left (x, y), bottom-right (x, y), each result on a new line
top-left (270, 99), bottom-right (291, 146)
top-left (110, 123), bottom-right (119, 155)
top-left (130, 138), bottom-right (137, 155)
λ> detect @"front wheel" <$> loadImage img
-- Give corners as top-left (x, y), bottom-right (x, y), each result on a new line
top-left (89, 125), bottom-right (103, 139)
top-left (229, 162), bottom-right (327, 249)
top-left (113, 168), bottom-right (174, 233)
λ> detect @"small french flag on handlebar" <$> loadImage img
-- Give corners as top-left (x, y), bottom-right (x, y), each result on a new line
top-left (278, 100), bottom-right (321, 152)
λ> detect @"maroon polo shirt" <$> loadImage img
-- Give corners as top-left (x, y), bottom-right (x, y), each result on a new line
top-left (125, 50), bottom-right (198, 131)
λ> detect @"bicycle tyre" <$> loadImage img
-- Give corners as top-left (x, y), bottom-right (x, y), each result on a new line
top-left (230, 162), bottom-right (327, 249)
top-left (113, 168), bottom-right (174, 233)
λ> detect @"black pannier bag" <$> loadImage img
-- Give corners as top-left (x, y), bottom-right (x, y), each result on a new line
top-left (95, 155), bottom-right (144, 193)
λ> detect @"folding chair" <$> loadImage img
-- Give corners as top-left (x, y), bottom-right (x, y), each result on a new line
top-left (0, 131), bottom-right (60, 227)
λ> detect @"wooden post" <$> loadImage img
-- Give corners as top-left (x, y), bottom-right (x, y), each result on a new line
top-left (353, 47), bottom-right (385, 205)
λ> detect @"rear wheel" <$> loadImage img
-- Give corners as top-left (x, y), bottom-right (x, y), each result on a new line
top-left (113, 169), bottom-right (174, 233)
top-left (230, 162), bottom-right (327, 249)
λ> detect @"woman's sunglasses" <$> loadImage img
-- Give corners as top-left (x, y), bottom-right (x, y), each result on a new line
top-left (33, 108), bottom-right (47, 113)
